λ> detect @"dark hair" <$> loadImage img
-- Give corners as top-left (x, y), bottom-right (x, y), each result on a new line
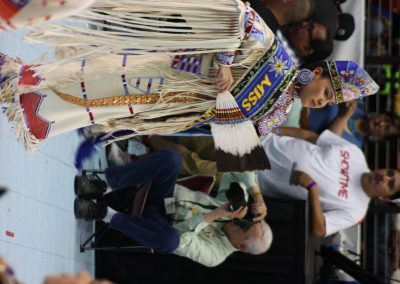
top-left (303, 30), bottom-right (334, 65)
top-left (292, 0), bottom-right (316, 23)
top-left (302, 60), bottom-right (331, 79)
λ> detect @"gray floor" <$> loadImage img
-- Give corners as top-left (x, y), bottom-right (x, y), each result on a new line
top-left (0, 28), bottom-right (103, 283)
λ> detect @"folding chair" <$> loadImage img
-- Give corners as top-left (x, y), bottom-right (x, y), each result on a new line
top-left (319, 245), bottom-right (385, 284)
top-left (79, 169), bottom-right (154, 253)
top-left (78, 169), bottom-right (215, 254)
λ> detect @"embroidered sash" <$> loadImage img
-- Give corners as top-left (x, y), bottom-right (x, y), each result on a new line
top-left (184, 39), bottom-right (297, 130)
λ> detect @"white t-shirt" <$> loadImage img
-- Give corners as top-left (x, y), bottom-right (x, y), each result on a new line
top-left (258, 130), bottom-right (371, 236)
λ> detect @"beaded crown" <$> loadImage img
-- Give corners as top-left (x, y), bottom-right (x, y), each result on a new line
top-left (326, 60), bottom-right (379, 104)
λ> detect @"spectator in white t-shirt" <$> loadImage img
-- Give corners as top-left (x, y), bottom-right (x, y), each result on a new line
top-left (258, 128), bottom-right (400, 237)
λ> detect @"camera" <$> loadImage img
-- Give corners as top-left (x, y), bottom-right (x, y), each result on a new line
top-left (226, 182), bottom-right (256, 231)
top-left (226, 182), bottom-right (247, 211)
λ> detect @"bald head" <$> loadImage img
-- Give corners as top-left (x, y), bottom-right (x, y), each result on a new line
top-left (291, 0), bottom-right (316, 23)
top-left (264, 0), bottom-right (316, 26)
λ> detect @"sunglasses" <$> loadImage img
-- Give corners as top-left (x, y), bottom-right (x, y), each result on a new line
top-left (387, 169), bottom-right (396, 191)
top-left (306, 20), bottom-right (315, 35)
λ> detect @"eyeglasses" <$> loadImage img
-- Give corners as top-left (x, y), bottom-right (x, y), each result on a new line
top-left (300, 20), bottom-right (318, 51)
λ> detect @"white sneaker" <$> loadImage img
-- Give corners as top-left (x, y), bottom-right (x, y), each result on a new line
top-left (127, 138), bottom-right (148, 156)
top-left (107, 143), bottom-right (132, 167)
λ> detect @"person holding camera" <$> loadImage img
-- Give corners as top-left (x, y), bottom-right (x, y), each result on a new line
top-left (74, 151), bottom-right (272, 267)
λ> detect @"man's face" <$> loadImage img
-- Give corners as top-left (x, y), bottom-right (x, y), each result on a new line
top-left (368, 114), bottom-right (399, 139)
top-left (362, 169), bottom-right (400, 198)
top-left (285, 20), bottom-right (328, 58)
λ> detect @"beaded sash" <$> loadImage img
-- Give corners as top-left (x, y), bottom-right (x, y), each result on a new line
top-left (184, 38), bottom-right (297, 130)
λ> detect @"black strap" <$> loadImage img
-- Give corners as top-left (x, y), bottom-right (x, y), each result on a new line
top-left (246, 0), bottom-right (279, 34)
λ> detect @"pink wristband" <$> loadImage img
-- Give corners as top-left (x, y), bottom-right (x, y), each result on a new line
top-left (306, 181), bottom-right (317, 190)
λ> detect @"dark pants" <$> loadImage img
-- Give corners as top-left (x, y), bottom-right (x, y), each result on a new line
top-left (105, 151), bottom-right (181, 253)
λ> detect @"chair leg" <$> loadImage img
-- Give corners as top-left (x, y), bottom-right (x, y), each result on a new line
top-left (82, 169), bottom-right (105, 175)
top-left (83, 244), bottom-right (154, 253)
top-left (80, 222), bottom-right (153, 254)
top-left (80, 222), bottom-right (109, 252)
top-left (78, 170), bottom-right (153, 254)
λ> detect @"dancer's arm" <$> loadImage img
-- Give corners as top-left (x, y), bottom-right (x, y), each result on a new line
top-left (275, 127), bottom-right (319, 144)
top-left (215, 64), bottom-right (234, 91)
top-left (329, 101), bottom-right (357, 137)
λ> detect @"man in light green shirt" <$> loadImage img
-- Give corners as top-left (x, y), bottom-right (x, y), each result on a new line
top-left (173, 170), bottom-right (272, 267)
top-left (75, 151), bottom-right (273, 267)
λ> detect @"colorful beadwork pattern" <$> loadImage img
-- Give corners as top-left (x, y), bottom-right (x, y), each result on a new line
top-left (79, 58), bottom-right (95, 125)
top-left (217, 51), bottom-right (236, 66)
top-left (171, 52), bottom-right (203, 75)
top-left (182, 39), bottom-right (297, 131)
top-left (327, 60), bottom-right (379, 104)
top-left (231, 38), bottom-right (296, 120)
top-left (257, 91), bottom-right (293, 135)
top-left (214, 107), bottom-right (247, 125)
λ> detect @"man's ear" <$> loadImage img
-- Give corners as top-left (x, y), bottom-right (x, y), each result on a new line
top-left (238, 242), bottom-right (247, 252)
top-left (312, 67), bottom-right (323, 77)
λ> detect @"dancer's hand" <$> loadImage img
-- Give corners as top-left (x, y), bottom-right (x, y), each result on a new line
top-left (339, 101), bottom-right (357, 119)
top-left (215, 65), bottom-right (234, 91)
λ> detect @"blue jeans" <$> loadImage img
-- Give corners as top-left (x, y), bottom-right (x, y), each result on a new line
top-left (105, 151), bottom-right (181, 254)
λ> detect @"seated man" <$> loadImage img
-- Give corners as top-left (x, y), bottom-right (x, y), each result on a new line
top-left (259, 128), bottom-right (400, 237)
top-left (74, 151), bottom-right (272, 267)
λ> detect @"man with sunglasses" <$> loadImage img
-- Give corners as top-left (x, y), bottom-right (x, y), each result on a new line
top-left (247, 0), bottom-right (320, 66)
top-left (247, 0), bottom-right (316, 35)
top-left (258, 127), bottom-right (400, 237)
top-left (74, 151), bottom-right (273, 267)
top-left (283, 19), bottom-right (333, 64)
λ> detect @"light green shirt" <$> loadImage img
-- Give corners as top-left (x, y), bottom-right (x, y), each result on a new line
top-left (172, 171), bottom-right (258, 267)
top-left (281, 98), bottom-right (302, 128)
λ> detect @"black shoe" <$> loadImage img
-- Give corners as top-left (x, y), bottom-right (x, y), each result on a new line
top-left (74, 198), bottom-right (107, 220)
top-left (74, 175), bottom-right (107, 199)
